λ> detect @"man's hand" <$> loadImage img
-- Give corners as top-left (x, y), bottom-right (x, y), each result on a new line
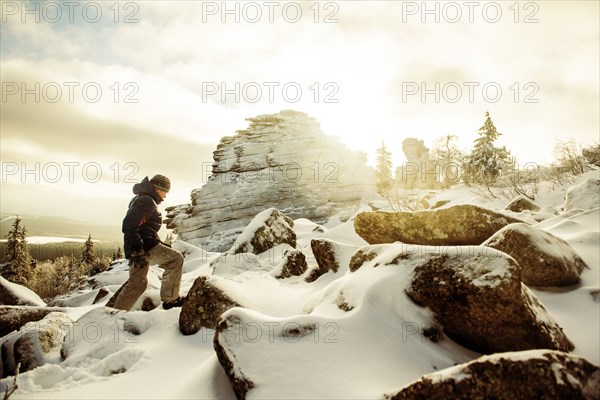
top-left (129, 250), bottom-right (147, 267)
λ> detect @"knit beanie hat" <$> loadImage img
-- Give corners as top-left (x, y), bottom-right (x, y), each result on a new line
top-left (150, 174), bottom-right (171, 192)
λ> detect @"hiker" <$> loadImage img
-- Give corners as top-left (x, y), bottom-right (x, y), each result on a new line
top-left (112, 174), bottom-right (185, 311)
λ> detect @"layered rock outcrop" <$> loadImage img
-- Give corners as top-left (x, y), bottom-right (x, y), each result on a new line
top-left (165, 110), bottom-right (376, 252)
top-left (397, 138), bottom-right (440, 189)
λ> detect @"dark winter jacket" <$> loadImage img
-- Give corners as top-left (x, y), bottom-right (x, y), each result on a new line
top-left (122, 177), bottom-right (163, 258)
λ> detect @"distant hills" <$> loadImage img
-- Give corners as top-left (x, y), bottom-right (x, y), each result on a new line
top-left (1, 214), bottom-right (121, 242)
top-left (0, 214), bottom-right (122, 261)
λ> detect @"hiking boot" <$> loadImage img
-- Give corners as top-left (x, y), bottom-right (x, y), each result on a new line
top-left (162, 296), bottom-right (185, 310)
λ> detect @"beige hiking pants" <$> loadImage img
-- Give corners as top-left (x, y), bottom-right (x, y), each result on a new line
top-left (112, 244), bottom-right (184, 311)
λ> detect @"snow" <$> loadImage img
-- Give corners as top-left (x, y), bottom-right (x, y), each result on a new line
top-left (216, 266), bottom-right (477, 399)
top-left (562, 178), bottom-right (600, 212)
top-left (2, 170), bottom-right (599, 398)
top-left (0, 276), bottom-right (46, 307)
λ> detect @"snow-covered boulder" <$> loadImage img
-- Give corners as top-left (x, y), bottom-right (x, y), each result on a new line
top-left (46, 307), bottom-right (149, 385)
top-left (271, 249), bottom-right (308, 279)
top-left (179, 276), bottom-right (242, 335)
top-left (385, 350), bottom-right (600, 400)
top-left (352, 244), bottom-right (573, 354)
top-left (484, 223), bottom-right (588, 287)
top-left (181, 266), bottom-right (310, 336)
top-left (306, 238), bottom-right (357, 282)
top-left (563, 178), bottom-right (600, 212)
top-left (61, 307), bottom-right (149, 364)
top-left (230, 208), bottom-right (296, 255)
top-left (1, 312), bottom-right (72, 377)
top-left (0, 306), bottom-right (56, 338)
top-left (213, 258), bottom-right (478, 399)
top-left (92, 287), bottom-right (110, 304)
top-left (0, 276), bottom-right (45, 307)
top-left (48, 288), bottom-right (107, 307)
top-left (505, 195), bottom-right (541, 212)
top-left (354, 205), bottom-right (523, 246)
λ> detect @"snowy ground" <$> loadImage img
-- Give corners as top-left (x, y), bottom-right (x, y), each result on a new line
top-left (2, 170), bottom-right (599, 399)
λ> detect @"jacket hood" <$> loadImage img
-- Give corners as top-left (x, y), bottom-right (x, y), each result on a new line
top-left (132, 176), bottom-right (163, 204)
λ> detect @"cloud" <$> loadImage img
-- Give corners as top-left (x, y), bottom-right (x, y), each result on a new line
top-left (1, 0), bottom-right (598, 223)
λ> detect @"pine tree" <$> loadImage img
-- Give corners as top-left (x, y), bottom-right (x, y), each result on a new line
top-left (1, 217), bottom-right (33, 285)
top-left (467, 112), bottom-right (510, 183)
top-left (81, 234), bottom-right (105, 276)
top-left (375, 140), bottom-right (394, 196)
top-left (81, 234), bottom-right (96, 267)
top-left (66, 254), bottom-right (85, 291)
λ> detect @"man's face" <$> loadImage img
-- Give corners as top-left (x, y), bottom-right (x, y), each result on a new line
top-left (157, 189), bottom-right (168, 201)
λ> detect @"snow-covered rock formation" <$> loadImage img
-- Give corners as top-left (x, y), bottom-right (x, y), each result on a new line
top-left (386, 350), bottom-right (599, 400)
top-left (165, 110), bottom-right (377, 252)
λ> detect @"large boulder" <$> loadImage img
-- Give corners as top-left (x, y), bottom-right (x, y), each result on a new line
top-left (0, 276), bottom-right (45, 307)
top-left (2, 312), bottom-right (73, 377)
top-left (386, 350), bottom-right (600, 400)
top-left (179, 276), bottom-right (242, 335)
top-left (305, 238), bottom-right (357, 282)
top-left (352, 244), bottom-right (573, 354)
top-left (59, 307), bottom-right (147, 376)
top-left (230, 208), bottom-right (296, 255)
top-left (48, 288), bottom-right (106, 307)
top-left (354, 205), bottom-right (523, 246)
top-left (505, 195), bottom-right (541, 213)
top-left (0, 306), bottom-right (60, 338)
top-left (484, 223), bottom-right (588, 286)
top-left (213, 312), bottom-right (257, 400)
top-left (92, 287), bottom-right (110, 304)
top-left (563, 178), bottom-right (600, 212)
top-left (272, 249), bottom-right (308, 279)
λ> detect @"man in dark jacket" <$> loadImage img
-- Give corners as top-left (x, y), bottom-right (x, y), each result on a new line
top-left (112, 174), bottom-right (185, 311)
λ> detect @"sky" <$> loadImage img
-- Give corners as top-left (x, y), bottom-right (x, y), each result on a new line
top-left (1, 0), bottom-right (599, 227)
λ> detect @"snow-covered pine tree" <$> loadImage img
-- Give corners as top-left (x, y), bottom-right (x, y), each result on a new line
top-left (81, 234), bottom-right (107, 276)
top-left (1, 217), bottom-right (33, 285)
top-left (81, 234), bottom-right (96, 267)
top-left (375, 140), bottom-right (394, 196)
top-left (467, 112), bottom-right (511, 183)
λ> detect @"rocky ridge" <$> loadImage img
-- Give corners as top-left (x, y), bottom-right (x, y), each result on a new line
top-left (165, 110), bottom-right (376, 252)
